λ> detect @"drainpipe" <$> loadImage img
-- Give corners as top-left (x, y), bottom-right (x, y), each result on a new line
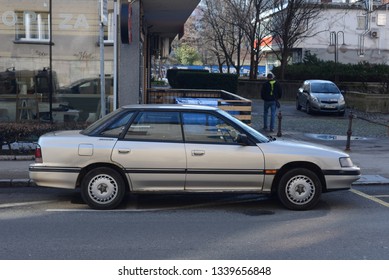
top-left (358, 0), bottom-right (372, 57)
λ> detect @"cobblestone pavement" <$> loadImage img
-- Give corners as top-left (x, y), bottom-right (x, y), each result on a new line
top-left (251, 99), bottom-right (389, 138)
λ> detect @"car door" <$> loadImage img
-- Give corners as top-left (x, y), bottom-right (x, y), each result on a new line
top-left (182, 112), bottom-right (265, 191)
top-left (111, 110), bottom-right (186, 191)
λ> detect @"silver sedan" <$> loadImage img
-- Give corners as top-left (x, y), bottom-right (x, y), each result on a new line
top-left (29, 104), bottom-right (360, 210)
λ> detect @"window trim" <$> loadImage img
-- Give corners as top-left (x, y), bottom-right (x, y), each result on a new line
top-left (14, 10), bottom-right (51, 44)
top-left (103, 10), bottom-right (115, 45)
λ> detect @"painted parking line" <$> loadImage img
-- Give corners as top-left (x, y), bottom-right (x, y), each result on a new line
top-left (350, 189), bottom-right (389, 208)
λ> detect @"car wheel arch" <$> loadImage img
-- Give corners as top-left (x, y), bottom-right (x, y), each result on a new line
top-left (271, 161), bottom-right (327, 194)
top-left (76, 163), bottom-right (130, 191)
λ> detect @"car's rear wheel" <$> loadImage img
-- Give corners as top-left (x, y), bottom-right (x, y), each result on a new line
top-left (81, 167), bottom-right (126, 210)
top-left (277, 168), bottom-right (322, 210)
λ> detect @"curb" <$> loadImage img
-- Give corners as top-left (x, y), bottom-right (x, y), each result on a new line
top-left (0, 155), bottom-right (35, 161)
top-left (352, 175), bottom-right (389, 186)
top-left (0, 179), bottom-right (36, 188)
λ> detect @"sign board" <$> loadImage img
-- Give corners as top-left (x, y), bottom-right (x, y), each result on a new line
top-left (100, 0), bottom-right (108, 25)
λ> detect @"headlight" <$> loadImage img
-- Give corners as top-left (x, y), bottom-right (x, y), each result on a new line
top-left (339, 157), bottom-right (353, 167)
top-left (339, 95), bottom-right (345, 104)
top-left (311, 96), bottom-right (319, 103)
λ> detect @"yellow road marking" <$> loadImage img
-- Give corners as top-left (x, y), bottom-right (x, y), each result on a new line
top-left (351, 189), bottom-right (389, 208)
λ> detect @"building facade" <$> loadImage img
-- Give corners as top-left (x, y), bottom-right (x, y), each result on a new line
top-left (0, 0), bottom-right (200, 122)
top-left (263, 1), bottom-right (389, 68)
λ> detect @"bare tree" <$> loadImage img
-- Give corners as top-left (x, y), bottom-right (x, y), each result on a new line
top-left (201, 0), bottom-right (246, 74)
top-left (225, 0), bottom-right (271, 79)
top-left (265, 0), bottom-right (322, 80)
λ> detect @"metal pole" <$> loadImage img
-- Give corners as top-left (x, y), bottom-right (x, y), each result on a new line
top-left (99, 0), bottom-right (106, 118)
top-left (100, 23), bottom-right (106, 118)
top-left (113, 0), bottom-right (118, 110)
top-left (277, 110), bottom-right (282, 137)
top-left (345, 111), bottom-right (354, 151)
top-left (49, 0), bottom-right (53, 122)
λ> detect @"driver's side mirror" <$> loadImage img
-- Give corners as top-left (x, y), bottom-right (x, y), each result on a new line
top-left (236, 133), bottom-right (249, 146)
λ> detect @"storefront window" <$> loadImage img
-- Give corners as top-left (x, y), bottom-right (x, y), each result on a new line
top-left (1, 0), bottom-right (115, 123)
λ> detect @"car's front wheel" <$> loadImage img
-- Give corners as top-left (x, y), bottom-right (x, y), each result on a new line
top-left (296, 98), bottom-right (302, 110)
top-left (81, 167), bottom-right (126, 210)
top-left (306, 102), bottom-right (312, 114)
top-left (277, 168), bottom-right (322, 210)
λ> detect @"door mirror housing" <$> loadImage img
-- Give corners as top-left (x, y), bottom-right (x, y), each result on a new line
top-left (236, 133), bottom-right (249, 146)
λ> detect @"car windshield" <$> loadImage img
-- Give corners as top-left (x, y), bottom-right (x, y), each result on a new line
top-left (217, 109), bottom-right (270, 143)
top-left (311, 82), bottom-right (339, 93)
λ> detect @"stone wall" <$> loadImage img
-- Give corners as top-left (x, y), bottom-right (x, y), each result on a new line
top-left (344, 92), bottom-right (389, 113)
top-left (237, 79), bottom-right (299, 100)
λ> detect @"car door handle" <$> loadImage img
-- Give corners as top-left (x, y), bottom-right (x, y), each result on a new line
top-left (192, 150), bottom-right (205, 156)
top-left (118, 149), bottom-right (130, 154)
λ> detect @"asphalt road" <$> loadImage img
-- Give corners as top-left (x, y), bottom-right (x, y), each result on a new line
top-left (0, 185), bottom-right (388, 260)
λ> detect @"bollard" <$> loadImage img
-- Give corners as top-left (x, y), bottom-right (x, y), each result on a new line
top-left (277, 110), bottom-right (282, 137)
top-left (345, 110), bottom-right (354, 151)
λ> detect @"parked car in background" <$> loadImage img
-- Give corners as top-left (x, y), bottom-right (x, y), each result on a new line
top-left (296, 80), bottom-right (346, 115)
top-left (57, 76), bottom-right (113, 121)
top-left (29, 104), bottom-right (360, 211)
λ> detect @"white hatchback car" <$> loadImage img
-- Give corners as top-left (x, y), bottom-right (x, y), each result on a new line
top-left (29, 104), bottom-right (360, 210)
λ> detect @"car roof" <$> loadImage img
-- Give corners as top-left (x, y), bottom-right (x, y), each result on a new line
top-left (120, 104), bottom-right (219, 111)
top-left (305, 79), bottom-right (335, 84)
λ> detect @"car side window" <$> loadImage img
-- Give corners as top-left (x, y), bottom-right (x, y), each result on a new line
top-left (182, 112), bottom-right (240, 144)
top-left (100, 111), bottom-right (135, 137)
top-left (124, 111), bottom-right (183, 142)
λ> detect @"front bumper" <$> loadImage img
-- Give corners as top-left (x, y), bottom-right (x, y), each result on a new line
top-left (324, 167), bottom-right (361, 191)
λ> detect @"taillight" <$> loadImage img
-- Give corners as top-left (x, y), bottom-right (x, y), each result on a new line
top-left (35, 145), bottom-right (43, 163)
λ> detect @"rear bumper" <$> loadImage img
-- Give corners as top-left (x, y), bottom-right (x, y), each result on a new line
top-left (29, 165), bottom-right (80, 189)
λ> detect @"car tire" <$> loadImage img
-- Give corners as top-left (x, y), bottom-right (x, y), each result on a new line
top-left (81, 167), bottom-right (126, 210)
top-left (277, 168), bottom-right (322, 210)
top-left (296, 99), bottom-right (302, 111)
top-left (306, 102), bottom-right (312, 114)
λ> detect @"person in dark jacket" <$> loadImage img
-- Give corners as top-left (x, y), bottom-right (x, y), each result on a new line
top-left (260, 73), bottom-right (282, 132)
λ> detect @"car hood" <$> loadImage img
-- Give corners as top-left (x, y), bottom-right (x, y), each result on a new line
top-left (261, 138), bottom-right (348, 156)
top-left (257, 138), bottom-right (351, 169)
top-left (311, 92), bottom-right (341, 100)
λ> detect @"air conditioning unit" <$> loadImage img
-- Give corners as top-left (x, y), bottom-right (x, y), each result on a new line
top-left (370, 30), bottom-right (379, 38)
